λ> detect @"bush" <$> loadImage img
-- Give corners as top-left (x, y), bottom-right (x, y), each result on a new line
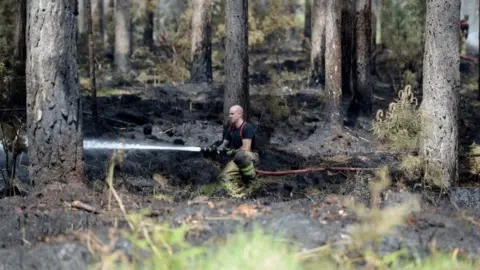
top-left (373, 85), bottom-right (421, 153)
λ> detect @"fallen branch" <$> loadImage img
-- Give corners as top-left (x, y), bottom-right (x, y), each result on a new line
top-left (83, 112), bottom-right (135, 127)
top-left (256, 166), bottom-right (378, 176)
top-left (72, 200), bottom-right (100, 214)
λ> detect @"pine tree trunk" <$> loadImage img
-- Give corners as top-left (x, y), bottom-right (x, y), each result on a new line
top-left (78, 0), bottom-right (87, 34)
top-left (13, 0), bottom-right (27, 107)
top-left (324, 0), bottom-right (343, 127)
top-left (309, 0), bottom-right (326, 87)
top-left (223, 0), bottom-right (249, 121)
top-left (114, 0), bottom-right (131, 73)
top-left (86, 0), bottom-right (98, 125)
top-left (341, 0), bottom-right (354, 98)
top-left (92, 0), bottom-right (104, 51)
top-left (421, 0), bottom-right (460, 188)
top-left (143, 0), bottom-right (155, 50)
top-left (103, 0), bottom-right (113, 52)
top-left (26, 0), bottom-right (84, 185)
top-left (304, 0), bottom-right (312, 40)
top-left (352, 0), bottom-right (372, 115)
top-left (190, 0), bottom-right (212, 84)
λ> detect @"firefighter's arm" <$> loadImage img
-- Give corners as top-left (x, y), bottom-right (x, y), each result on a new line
top-left (241, 139), bottom-right (252, 151)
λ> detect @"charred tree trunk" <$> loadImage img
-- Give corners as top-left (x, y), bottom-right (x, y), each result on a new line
top-left (352, 0), bottom-right (372, 115)
top-left (143, 0), bottom-right (155, 50)
top-left (420, 0), bottom-right (460, 188)
top-left (324, 0), bottom-right (343, 127)
top-left (190, 0), bottom-right (212, 84)
top-left (86, 0), bottom-right (98, 125)
top-left (13, 0), bottom-right (27, 107)
top-left (309, 0), bottom-right (326, 87)
top-left (26, 0), bottom-right (84, 185)
top-left (341, 0), bottom-right (354, 99)
top-left (114, 0), bottom-right (131, 73)
top-left (223, 0), bottom-right (249, 121)
top-left (304, 0), bottom-right (312, 40)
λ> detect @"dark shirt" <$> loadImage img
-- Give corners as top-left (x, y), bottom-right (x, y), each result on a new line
top-left (224, 122), bottom-right (257, 151)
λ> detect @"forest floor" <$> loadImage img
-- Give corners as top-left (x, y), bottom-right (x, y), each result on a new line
top-left (0, 47), bottom-right (480, 269)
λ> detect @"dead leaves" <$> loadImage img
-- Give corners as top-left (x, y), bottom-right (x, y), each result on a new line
top-left (232, 204), bottom-right (258, 219)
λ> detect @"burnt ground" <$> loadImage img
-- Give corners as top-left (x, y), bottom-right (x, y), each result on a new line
top-left (0, 50), bottom-right (480, 268)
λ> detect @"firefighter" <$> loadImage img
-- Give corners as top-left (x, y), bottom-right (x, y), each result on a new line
top-left (216, 105), bottom-right (259, 198)
top-left (459, 15), bottom-right (469, 55)
top-left (460, 15), bottom-right (469, 39)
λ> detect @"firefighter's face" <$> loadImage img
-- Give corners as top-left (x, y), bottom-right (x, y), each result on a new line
top-left (229, 108), bottom-right (241, 124)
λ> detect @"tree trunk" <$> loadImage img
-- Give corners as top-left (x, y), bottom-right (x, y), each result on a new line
top-left (114, 0), bottom-right (131, 73)
top-left (421, 0), bottom-right (460, 188)
top-left (304, 0), bottom-right (312, 40)
top-left (143, 0), bottom-right (155, 50)
top-left (190, 0), bottom-right (212, 84)
top-left (78, 0), bottom-right (87, 34)
top-left (103, 0), bottom-right (113, 52)
top-left (324, 0), bottom-right (343, 127)
top-left (13, 0), bottom-right (27, 107)
top-left (92, 0), bottom-right (104, 51)
top-left (341, 0), bottom-right (354, 99)
top-left (309, 0), bottom-right (326, 87)
top-left (86, 0), bottom-right (98, 125)
top-left (223, 0), bottom-right (249, 121)
top-left (352, 0), bottom-right (372, 115)
top-left (26, 0), bottom-right (84, 185)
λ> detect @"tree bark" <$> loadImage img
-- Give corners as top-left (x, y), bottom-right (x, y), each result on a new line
top-left (13, 0), bottom-right (27, 107)
top-left (304, 0), bottom-right (312, 40)
top-left (324, 0), bottom-right (343, 127)
top-left (309, 0), bottom-right (326, 87)
top-left (143, 0), bottom-right (155, 50)
top-left (421, 0), bottom-right (460, 188)
top-left (78, 0), bottom-right (87, 34)
top-left (341, 0), bottom-right (354, 99)
top-left (114, 0), bottom-right (131, 73)
top-left (103, 0), bottom-right (113, 52)
top-left (91, 0), bottom-right (104, 51)
top-left (190, 0), bottom-right (212, 84)
top-left (352, 0), bottom-right (372, 115)
top-left (86, 0), bottom-right (98, 125)
top-left (223, 0), bottom-right (249, 121)
top-left (26, 0), bottom-right (84, 185)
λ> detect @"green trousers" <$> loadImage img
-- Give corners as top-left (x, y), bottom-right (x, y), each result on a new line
top-left (218, 150), bottom-right (260, 198)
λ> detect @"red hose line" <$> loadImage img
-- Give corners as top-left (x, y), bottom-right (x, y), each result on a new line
top-left (255, 167), bottom-right (378, 176)
top-left (460, 55), bottom-right (479, 63)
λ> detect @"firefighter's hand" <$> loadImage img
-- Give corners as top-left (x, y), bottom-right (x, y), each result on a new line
top-left (226, 148), bottom-right (237, 156)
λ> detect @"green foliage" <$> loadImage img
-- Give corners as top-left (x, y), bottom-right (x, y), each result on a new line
top-left (469, 143), bottom-right (480, 175)
top-left (381, 0), bottom-right (426, 76)
top-left (0, 0), bottom-right (15, 47)
top-left (373, 85), bottom-right (421, 152)
top-left (248, 1), bottom-right (297, 51)
top-left (0, 37), bottom-right (13, 106)
top-left (199, 226), bottom-right (302, 270)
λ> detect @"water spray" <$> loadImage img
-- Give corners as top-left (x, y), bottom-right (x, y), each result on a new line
top-left (83, 139), bottom-right (204, 152)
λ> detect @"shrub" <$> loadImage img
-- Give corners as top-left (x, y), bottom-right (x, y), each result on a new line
top-left (373, 85), bottom-right (421, 153)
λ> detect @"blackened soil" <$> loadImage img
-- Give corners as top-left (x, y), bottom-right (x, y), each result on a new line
top-left (0, 57), bottom-right (480, 268)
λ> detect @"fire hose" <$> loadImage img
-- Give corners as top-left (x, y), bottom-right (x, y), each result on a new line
top-left (200, 146), bottom-right (379, 176)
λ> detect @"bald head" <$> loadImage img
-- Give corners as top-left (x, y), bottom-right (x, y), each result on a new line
top-left (230, 105), bottom-right (243, 115)
top-left (228, 105), bottom-right (244, 126)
